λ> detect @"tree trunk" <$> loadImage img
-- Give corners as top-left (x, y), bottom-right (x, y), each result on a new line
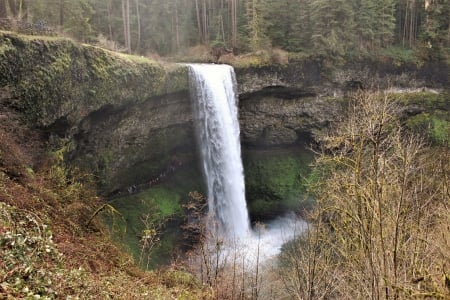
top-left (202, 0), bottom-right (208, 42)
top-left (174, 0), bottom-right (180, 51)
top-left (121, 0), bottom-right (131, 53)
top-left (122, 0), bottom-right (126, 49)
top-left (231, 0), bottom-right (237, 48)
top-left (107, 0), bottom-right (113, 41)
top-left (0, 0), bottom-right (7, 19)
top-left (59, 0), bottom-right (64, 28)
top-left (195, 0), bottom-right (203, 41)
top-left (448, 18), bottom-right (450, 47)
top-left (20, 0), bottom-right (28, 21)
top-left (135, 0), bottom-right (141, 52)
top-left (7, 0), bottom-right (16, 17)
top-left (126, 0), bottom-right (131, 53)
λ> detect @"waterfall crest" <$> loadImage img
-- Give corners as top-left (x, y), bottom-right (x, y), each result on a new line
top-left (188, 64), bottom-right (250, 239)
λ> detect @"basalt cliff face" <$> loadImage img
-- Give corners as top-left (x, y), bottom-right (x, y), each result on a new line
top-left (0, 32), bottom-right (192, 194)
top-left (1, 31), bottom-right (448, 199)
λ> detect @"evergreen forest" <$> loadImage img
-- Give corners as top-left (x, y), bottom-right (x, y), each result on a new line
top-left (1, 0), bottom-right (449, 61)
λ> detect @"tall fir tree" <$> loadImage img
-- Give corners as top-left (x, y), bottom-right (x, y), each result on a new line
top-left (310, 0), bottom-right (356, 59)
top-left (264, 0), bottom-right (311, 52)
top-left (245, 0), bottom-right (270, 51)
top-left (418, 0), bottom-right (450, 59)
top-left (354, 0), bottom-right (396, 51)
top-left (374, 0), bottom-right (396, 48)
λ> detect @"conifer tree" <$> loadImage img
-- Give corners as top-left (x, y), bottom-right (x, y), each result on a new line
top-left (419, 0), bottom-right (450, 59)
top-left (310, 0), bottom-right (356, 59)
top-left (245, 0), bottom-right (270, 50)
top-left (374, 0), bottom-right (396, 47)
top-left (265, 0), bottom-right (310, 51)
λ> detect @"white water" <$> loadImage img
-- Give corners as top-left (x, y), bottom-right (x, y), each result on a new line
top-left (189, 64), bottom-right (250, 239)
top-left (189, 64), bottom-right (306, 261)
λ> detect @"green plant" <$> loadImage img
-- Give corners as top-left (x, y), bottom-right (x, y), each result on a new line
top-left (407, 112), bottom-right (449, 146)
top-left (0, 203), bottom-right (61, 298)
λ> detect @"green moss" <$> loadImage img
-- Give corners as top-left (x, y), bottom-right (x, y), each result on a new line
top-left (0, 37), bottom-right (14, 55)
top-left (230, 51), bottom-right (273, 68)
top-left (243, 147), bottom-right (314, 219)
top-left (107, 187), bottom-right (180, 268)
top-left (393, 92), bottom-right (450, 146)
top-left (106, 164), bottom-right (204, 269)
top-left (248, 199), bottom-right (282, 218)
top-left (0, 31), bottom-right (188, 127)
top-left (99, 126), bottom-right (194, 192)
top-left (393, 92), bottom-right (449, 110)
top-left (163, 64), bottom-right (189, 94)
top-left (407, 112), bottom-right (449, 146)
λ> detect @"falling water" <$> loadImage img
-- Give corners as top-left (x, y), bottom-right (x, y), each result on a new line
top-left (188, 64), bottom-right (250, 239)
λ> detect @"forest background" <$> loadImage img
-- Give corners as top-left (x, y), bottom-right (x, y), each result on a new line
top-left (1, 0), bottom-right (449, 63)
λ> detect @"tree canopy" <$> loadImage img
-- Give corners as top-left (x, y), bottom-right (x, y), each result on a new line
top-left (0, 0), bottom-right (449, 60)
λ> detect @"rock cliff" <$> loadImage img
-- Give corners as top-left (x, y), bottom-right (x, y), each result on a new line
top-left (1, 31), bottom-right (448, 210)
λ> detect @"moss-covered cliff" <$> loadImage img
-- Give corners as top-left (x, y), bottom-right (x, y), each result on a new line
top-left (1, 32), bottom-right (448, 269)
top-left (2, 31), bottom-right (446, 199)
top-left (0, 31), bottom-right (193, 193)
top-left (0, 32), bottom-right (188, 127)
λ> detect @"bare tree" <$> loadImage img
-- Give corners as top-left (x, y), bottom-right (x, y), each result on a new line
top-left (281, 91), bottom-right (450, 299)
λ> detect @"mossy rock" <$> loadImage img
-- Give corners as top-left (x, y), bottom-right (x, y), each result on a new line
top-left (242, 147), bottom-right (314, 220)
top-left (0, 31), bottom-right (189, 128)
top-left (105, 164), bottom-right (204, 269)
top-left (393, 92), bottom-right (449, 146)
top-left (394, 91), bottom-right (449, 110)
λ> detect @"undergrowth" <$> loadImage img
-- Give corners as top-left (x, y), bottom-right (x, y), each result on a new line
top-left (0, 116), bottom-right (212, 299)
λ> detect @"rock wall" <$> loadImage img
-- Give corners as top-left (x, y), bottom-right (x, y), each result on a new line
top-left (0, 32), bottom-right (193, 193)
top-left (71, 91), bottom-right (195, 192)
top-left (235, 58), bottom-right (449, 96)
top-left (239, 87), bottom-right (345, 146)
top-left (1, 31), bottom-right (448, 204)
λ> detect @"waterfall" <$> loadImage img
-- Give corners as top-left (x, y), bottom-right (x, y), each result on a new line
top-left (188, 64), bottom-right (250, 239)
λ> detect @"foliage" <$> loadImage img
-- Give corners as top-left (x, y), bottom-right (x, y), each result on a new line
top-left (0, 113), bottom-right (212, 299)
top-left (0, 0), bottom-right (448, 63)
top-left (0, 202), bottom-right (61, 298)
top-left (391, 91), bottom-right (450, 146)
top-left (381, 45), bottom-right (416, 65)
top-left (280, 91), bottom-right (450, 299)
top-left (310, 0), bottom-right (355, 61)
top-left (407, 112), bottom-right (450, 146)
top-left (265, 0), bottom-right (310, 52)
